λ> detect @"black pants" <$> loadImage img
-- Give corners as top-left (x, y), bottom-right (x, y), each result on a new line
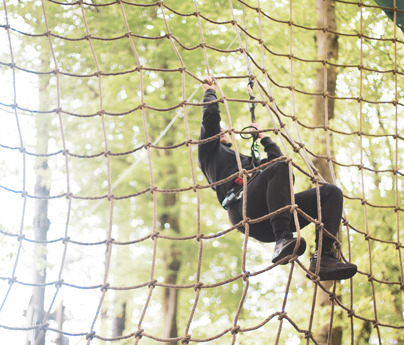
top-left (228, 161), bottom-right (343, 252)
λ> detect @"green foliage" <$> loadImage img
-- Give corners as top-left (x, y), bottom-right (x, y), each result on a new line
top-left (1, 0), bottom-right (403, 344)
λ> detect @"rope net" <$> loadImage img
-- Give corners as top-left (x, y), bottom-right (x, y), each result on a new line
top-left (0, 0), bottom-right (403, 344)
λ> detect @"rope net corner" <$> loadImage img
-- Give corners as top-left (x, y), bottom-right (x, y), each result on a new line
top-left (0, 0), bottom-right (403, 344)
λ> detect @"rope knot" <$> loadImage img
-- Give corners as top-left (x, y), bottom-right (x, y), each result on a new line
top-left (289, 204), bottom-right (298, 213)
top-left (101, 283), bottom-right (110, 292)
top-left (125, 31), bottom-right (132, 38)
top-left (315, 221), bottom-right (324, 229)
top-left (243, 271), bottom-right (250, 281)
top-left (192, 184), bottom-right (199, 193)
top-left (17, 234), bottom-right (25, 242)
top-left (181, 334), bottom-right (191, 344)
top-left (372, 320), bottom-right (380, 328)
top-left (8, 276), bottom-right (16, 285)
top-left (328, 293), bottom-right (336, 301)
top-left (278, 312), bottom-right (287, 320)
top-left (309, 274), bottom-right (321, 283)
top-left (239, 168), bottom-right (248, 177)
top-left (55, 279), bottom-right (64, 288)
top-left (241, 217), bottom-right (251, 227)
top-left (148, 279), bottom-right (157, 288)
top-left (347, 309), bottom-right (355, 317)
top-left (150, 185), bottom-right (158, 194)
top-left (364, 233), bottom-right (371, 240)
top-left (135, 329), bottom-right (144, 339)
top-left (367, 274), bottom-right (374, 282)
top-left (106, 238), bottom-right (115, 245)
top-left (231, 325), bottom-right (240, 335)
top-left (194, 282), bottom-right (204, 291)
top-left (65, 192), bottom-right (73, 200)
top-left (40, 322), bottom-right (49, 332)
top-left (151, 231), bottom-right (160, 240)
top-left (304, 331), bottom-right (313, 339)
top-left (86, 331), bottom-right (96, 340)
top-left (395, 242), bottom-right (402, 250)
top-left (196, 233), bottom-right (204, 241)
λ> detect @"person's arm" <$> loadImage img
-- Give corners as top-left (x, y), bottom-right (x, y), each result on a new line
top-left (199, 77), bottom-right (221, 159)
top-left (250, 123), bottom-right (283, 161)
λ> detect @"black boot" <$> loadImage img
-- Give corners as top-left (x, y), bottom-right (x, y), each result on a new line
top-left (307, 251), bottom-right (357, 281)
top-left (272, 237), bottom-right (306, 264)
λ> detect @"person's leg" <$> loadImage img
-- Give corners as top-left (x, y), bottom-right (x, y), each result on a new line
top-left (228, 161), bottom-right (306, 263)
top-left (292, 184), bottom-right (343, 252)
top-left (228, 161), bottom-right (293, 242)
top-left (292, 184), bottom-right (357, 281)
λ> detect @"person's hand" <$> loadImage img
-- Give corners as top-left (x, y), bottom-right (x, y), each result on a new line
top-left (202, 76), bottom-right (216, 91)
top-left (250, 122), bottom-right (267, 139)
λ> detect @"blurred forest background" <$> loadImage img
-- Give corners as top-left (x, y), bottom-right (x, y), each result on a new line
top-left (0, 0), bottom-right (403, 344)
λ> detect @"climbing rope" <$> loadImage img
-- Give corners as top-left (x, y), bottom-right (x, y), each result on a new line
top-left (0, 1), bottom-right (403, 345)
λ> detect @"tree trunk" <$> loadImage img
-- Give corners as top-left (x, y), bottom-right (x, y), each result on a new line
top-left (26, 57), bottom-right (51, 345)
top-left (160, 153), bottom-right (181, 345)
top-left (313, 0), bottom-right (338, 184)
top-left (313, 0), bottom-right (342, 344)
top-left (112, 302), bottom-right (126, 338)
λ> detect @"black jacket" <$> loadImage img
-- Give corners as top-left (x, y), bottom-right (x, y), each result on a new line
top-left (198, 88), bottom-right (283, 204)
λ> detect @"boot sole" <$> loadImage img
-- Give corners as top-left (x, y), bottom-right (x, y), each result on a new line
top-left (272, 238), bottom-right (306, 265)
top-left (306, 265), bottom-right (357, 281)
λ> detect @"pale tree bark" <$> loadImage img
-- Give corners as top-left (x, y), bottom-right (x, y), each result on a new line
top-left (313, 0), bottom-right (338, 184)
top-left (159, 154), bottom-right (181, 345)
top-left (26, 57), bottom-right (51, 345)
top-left (112, 302), bottom-right (126, 338)
top-left (313, 0), bottom-right (342, 344)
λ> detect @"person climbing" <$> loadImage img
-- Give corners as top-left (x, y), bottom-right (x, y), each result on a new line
top-left (197, 76), bottom-right (357, 281)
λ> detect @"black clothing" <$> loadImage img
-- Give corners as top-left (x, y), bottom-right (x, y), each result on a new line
top-left (198, 89), bottom-right (342, 251)
top-left (198, 89), bottom-right (282, 204)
